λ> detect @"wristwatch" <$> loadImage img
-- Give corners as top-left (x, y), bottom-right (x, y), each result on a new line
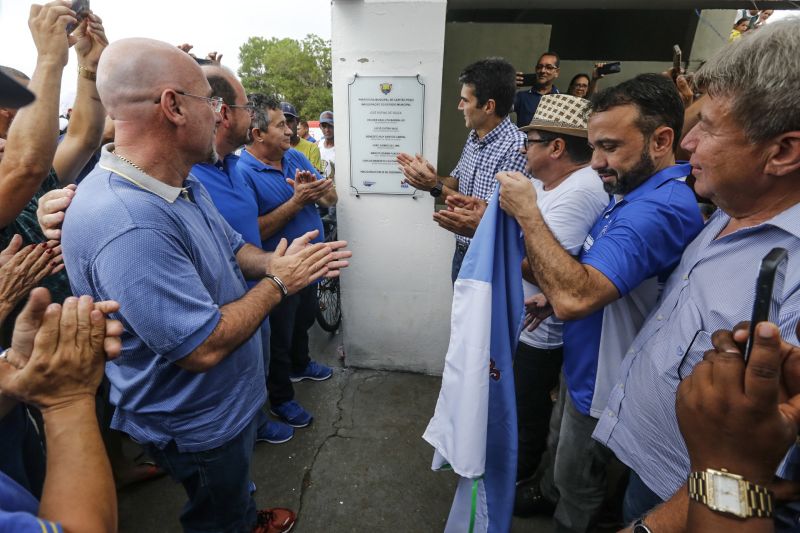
top-left (429, 181), bottom-right (443, 198)
top-left (632, 518), bottom-right (652, 533)
top-left (688, 468), bottom-right (773, 518)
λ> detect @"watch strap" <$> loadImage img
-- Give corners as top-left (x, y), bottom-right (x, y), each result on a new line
top-left (429, 181), bottom-right (443, 197)
top-left (688, 469), bottom-right (773, 518)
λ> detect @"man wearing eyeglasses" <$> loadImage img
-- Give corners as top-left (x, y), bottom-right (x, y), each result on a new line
top-left (513, 51), bottom-right (561, 128)
top-left (59, 38), bottom-right (350, 533)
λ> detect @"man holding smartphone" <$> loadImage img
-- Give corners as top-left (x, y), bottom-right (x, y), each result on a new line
top-left (512, 51), bottom-right (561, 127)
top-left (592, 20), bottom-right (800, 533)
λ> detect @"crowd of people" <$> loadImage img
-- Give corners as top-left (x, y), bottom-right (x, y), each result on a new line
top-left (1, 1), bottom-right (800, 532)
top-left (0, 2), bottom-right (350, 532)
top-left (398, 15), bottom-right (800, 533)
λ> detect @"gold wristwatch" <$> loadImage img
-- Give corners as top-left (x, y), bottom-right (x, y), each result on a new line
top-left (688, 468), bottom-right (773, 518)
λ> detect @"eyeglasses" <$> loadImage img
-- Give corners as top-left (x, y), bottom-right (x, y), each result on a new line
top-left (524, 137), bottom-right (552, 150)
top-left (227, 103), bottom-right (256, 117)
top-left (536, 63), bottom-right (559, 72)
top-left (153, 90), bottom-right (224, 113)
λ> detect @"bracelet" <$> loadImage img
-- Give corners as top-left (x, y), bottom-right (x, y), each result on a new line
top-left (78, 65), bottom-right (96, 81)
top-left (264, 274), bottom-right (288, 300)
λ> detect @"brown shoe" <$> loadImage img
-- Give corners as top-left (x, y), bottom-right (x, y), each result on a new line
top-left (253, 508), bottom-right (296, 533)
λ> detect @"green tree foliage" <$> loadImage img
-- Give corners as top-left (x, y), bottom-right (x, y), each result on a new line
top-left (238, 34), bottom-right (332, 121)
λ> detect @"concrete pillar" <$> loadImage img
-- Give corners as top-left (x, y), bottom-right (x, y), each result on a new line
top-left (331, 0), bottom-right (452, 374)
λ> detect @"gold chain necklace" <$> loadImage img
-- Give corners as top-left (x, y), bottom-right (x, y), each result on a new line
top-left (113, 151), bottom-right (148, 175)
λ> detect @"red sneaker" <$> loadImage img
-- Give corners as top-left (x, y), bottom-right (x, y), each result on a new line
top-left (253, 508), bottom-right (296, 533)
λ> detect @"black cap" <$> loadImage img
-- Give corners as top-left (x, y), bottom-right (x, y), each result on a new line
top-left (0, 70), bottom-right (35, 109)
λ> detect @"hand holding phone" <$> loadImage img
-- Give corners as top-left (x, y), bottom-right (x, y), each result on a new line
top-left (744, 247), bottom-right (788, 361)
top-left (66, 0), bottom-right (90, 34)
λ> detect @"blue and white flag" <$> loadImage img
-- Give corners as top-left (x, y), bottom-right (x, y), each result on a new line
top-left (423, 190), bottom-right (525, 533)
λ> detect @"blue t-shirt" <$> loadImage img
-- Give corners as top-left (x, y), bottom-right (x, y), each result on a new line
top-left (562, 164), bottom-right (704, 417)
top-left (191, 155), bottom-right (261, 248)
top-left (61, 147), bottom-right (266, 453)
top-left (0, 471), bottom-right (61, 532)
top-left (236, 148), bottom-right (324, 251)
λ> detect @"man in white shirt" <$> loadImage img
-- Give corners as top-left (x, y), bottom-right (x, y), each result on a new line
top-left (510, 95), bottom-right (609, 515)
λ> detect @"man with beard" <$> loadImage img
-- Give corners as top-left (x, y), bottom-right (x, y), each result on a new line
top-left (60, 38), bottom-right (350, 532)
top-left (513, 51), bottom-right (560, 128)
top-left (497, 73), bottom-right (704, 532)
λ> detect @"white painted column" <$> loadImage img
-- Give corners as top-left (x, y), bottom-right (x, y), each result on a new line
top-left (331, 0), bottom-right (452, 374)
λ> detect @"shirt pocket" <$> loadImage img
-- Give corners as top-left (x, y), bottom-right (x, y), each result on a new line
top-left (660, 329), bottom-right (713, 392)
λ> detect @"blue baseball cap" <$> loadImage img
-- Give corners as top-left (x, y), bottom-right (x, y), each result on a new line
top-left (319, 110), bottom-right (334, 125)
top-left (280, 102), bottom-right (298, 118)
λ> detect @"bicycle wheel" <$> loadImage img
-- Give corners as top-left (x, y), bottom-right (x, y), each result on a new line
top-left (315, 276), bottom-right (342, 332)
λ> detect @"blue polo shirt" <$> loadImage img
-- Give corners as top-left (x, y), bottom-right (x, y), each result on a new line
top-left (62, 146), bottom-right (266, 453)
top-left (0, 471), bottom-right (61, 532)
top-left (562, 164), bottom-right (704, 417)
top-left (513, 85), bottom-right (559, 127)
top-left (236, 148), bottom-right (324, 251)
top-left (192, 155), bottom-right (261, 247)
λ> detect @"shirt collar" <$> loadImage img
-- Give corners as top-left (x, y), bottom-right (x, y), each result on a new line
top-left (712, 200), bottom-right (800, 239)
top-left (98, 144), bottom-right (193, 203)
top-left (468, 116), bottom-right (516, 146)
top-left (239, 147), bottom-right (283, 172)
top-left (623, 163), bottom-right (692, 203)
top-left (528, 85), bottom-right (559, 96)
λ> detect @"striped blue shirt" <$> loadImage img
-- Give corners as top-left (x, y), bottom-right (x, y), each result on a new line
top-left (593, 203), bottom-right (800, 500)
top-left (451, 117), bottom-right (529, 245)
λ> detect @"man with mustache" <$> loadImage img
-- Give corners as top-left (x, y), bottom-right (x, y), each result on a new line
top-left (513, 51), bottom-right (561, 128)
top-left (497, 73), bottom-right (704, 532)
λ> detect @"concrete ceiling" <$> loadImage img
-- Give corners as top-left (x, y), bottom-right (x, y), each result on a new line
top-left (446, 0), bottom-right (796, 9)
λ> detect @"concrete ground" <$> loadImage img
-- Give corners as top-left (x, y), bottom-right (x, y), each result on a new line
top-left (117, 325), bottom-right (553, 532)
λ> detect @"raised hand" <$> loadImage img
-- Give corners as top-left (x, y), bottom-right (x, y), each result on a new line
top-left (36, 185), bottom-right (76, 240)
top-left (0, 241), bottom-right (61, 310)
top-left (0, 293), bottom-right (110, 412)
top-left (287, 170), bottom-right (333, 206)
top-left (28, 1), bottom-right (76, 69)
top-left (397, 153), bottom-right (437, 191)
top-left (71, 12), bottom-right (108, 69)
top-left (497, 171), bottom-right (538, 221)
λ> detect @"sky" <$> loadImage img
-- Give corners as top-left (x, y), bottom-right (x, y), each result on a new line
top-left (0, 0), bottom-right (332, 111)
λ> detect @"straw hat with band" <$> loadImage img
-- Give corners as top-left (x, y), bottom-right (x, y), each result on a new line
top-left (519, 93), bottom-right (590, 138)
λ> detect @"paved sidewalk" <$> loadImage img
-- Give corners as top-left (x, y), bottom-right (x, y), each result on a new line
top-left (117, 326), bottom-right (553, 532)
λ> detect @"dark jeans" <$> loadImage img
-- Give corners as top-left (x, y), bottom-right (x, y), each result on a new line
top-left (0, 404), bottom-right (46, 499)
top-left (513, 342), bottom-right (563, 481)
top-left (622, 470), bottom-right (663, 524)
top-left (144, 416), bottom-right (258, 533)
top-left (451, 241), bottom-right (469, 284)
top-left (267, 284), bottom-right (316, 406)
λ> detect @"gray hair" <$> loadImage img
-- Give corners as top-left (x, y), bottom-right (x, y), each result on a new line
top-left (247, 93), bottom-right (280, 131)
top-left (694, 18), bottom-right (800, 142)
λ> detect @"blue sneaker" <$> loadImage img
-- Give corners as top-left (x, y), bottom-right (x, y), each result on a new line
top-left (256, 421), bottom-right (294, 444)
top-left (289, 360), bottom-right (333, 383)
top-left (270, 400), bottom-right (313, 428)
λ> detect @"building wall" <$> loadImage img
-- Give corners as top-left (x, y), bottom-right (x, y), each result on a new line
top-left (331, 0), bottom-right (453, 375)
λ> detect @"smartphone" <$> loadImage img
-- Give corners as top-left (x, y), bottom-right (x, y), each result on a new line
top-left (520, 73), bottom-right (538, 86)
top-left (596, 62), bottom-right (621, 76)
top-left (672, 45), bottom-right (682, 81)
top-left (744, 247), bottom-right (788, 362)
top-left (67, 0), bottom-right (90, 34)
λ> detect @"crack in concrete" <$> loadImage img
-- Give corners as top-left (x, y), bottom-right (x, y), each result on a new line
top-left (296, 368), bottom-right (353, 516)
